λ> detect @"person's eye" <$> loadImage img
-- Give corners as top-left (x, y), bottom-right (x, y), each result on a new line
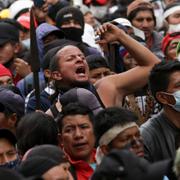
top-left (80, 124), bottom-right (90, 129)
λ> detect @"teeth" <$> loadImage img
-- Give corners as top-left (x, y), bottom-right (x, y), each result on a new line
top-left (78, 73), bottom-right (85, 76)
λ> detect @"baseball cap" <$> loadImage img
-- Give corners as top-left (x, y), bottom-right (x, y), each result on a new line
top-left (92, 149), bottom-right (172, 180)
top-left (56, 6), bottom-right (84, 29)
top-left (0, 128), bottom-right (17, 146)
top-left (0, 87), bottom-right (24, 119)
top-left (17, 12), bottom-right (30, 30)
top-left (24, 144), bottom-right (67, 164)
top-left (0, 168), bottom-right (25, 180)
top-left (9, 0), bottom-right (33, 19)
top-left (60, 88), bottom-right (103, 116)
top-left (0, 22), bottom-right (19, 46)
top-left (18, 157), bottom-right (61, 178)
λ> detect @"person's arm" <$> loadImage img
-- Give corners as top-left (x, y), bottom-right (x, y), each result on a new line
top-left (95, 23), bottom-right (160, 107)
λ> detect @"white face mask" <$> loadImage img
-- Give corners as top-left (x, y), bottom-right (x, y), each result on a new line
top-left (168, 90), bottom-right (180, 112)
top-left (22, 38), bottom-right (30, 50)
top-left (168, 24), bottom-right (180, 33)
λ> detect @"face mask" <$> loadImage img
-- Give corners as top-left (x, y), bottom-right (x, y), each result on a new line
top-left (168, 90), bottom-right (180, 112)
top-left (0, 157), bottom-right (21, 169)
top-left (22, 38), bottom-right (30, 50)
top-left (61, 27), bottom-right (83, 42)
top-left (168, 24), bottom-right (180, 33)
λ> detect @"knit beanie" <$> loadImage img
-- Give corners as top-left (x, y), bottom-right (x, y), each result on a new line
top-left (0, 64), bottom-right (12, 77)
top-left (56, 6), bottom-right (84, 29)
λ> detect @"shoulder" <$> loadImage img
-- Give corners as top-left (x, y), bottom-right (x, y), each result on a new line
top-left (140, 112), bottom-right (164, 139)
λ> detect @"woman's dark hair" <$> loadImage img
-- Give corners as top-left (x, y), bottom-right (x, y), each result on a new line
top-left (16, 112), bottom-right (59, 155)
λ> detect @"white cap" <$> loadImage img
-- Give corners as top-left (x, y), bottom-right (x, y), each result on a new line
top-left (9, 0), bottom-right (33, 19)
top-left (112, 18), bottom-right (132, 28)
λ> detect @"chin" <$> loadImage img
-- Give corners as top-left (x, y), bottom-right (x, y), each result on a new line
top-left (73, 80), bottom-right (89, 86)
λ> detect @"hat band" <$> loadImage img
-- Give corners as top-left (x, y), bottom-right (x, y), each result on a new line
top-left (164, 6), bottom-right (180, 19)
top-left (99, 122), bottom-right (138, 146)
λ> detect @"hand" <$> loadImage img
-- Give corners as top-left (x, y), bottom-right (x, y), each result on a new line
top-left (14, 58), bottom-right (31, 78)
top-left (95, 22), bottom-right (125, 44)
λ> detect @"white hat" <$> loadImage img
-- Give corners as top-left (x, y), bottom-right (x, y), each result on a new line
top-left (112, 18), bottom-right (132, 28)
top-left (9, 0), bottom-right (33, 19)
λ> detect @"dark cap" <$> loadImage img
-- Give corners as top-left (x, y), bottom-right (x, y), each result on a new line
top-left (60, 88), bottom-right (103, 116)
top-left (92, 149), bottom-right (172, 180)
top-left (25, 144), bottom-right (67, 164)
top-left (18, 157), bottom-right (61, 177)
top-left (0, 129), bottom-right (17, 146)
top-left (56, 6), bottom-right (84, 29)
top-left (0, 87), bottom-right (24, 119)
top-left (0, 22), bottom-right (19, 46)
top-left (0, 168), bottom-right (25, 180)
top-left (86, 54), bottom-right (110, 70)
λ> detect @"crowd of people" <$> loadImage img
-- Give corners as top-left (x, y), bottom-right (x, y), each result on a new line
top-left (0, 0), bottom-right (180, 179)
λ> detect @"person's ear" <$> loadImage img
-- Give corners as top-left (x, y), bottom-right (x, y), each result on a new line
top-left (13, 43), bottom-right (21, 54)
top-left (58, 133), bottom-right (63, 148)
top-left (44, 69), bottom-right (51, 79)
top-left (51, 71), bottom-right (62, 80)
top-left (8, 113), bottom-right (17, 128)
top-left (156, 91), bottom-right (176, 105)
top-left (100, 145), bottom-right (110, 155)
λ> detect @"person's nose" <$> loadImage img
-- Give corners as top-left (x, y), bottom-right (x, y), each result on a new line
top-left (142, 20), bottom-right (149, 28)
top-left (74, 127), bottom-right (83, 138)
top-left (2, 154), bottom-right (9, 164)
top-left (131, 137), bottom-right (143, 147)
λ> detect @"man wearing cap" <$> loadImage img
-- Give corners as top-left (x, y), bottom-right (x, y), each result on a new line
top-left (0, 128), bottom-right (20, 169)
top-left (0, 87), bottom-right (24, 134)
top-left (86, 54), bottom-right (112, 84)
top-left (0, 21), bottom-right (31, 84)
top-left (127, 0), bottom-right (164, 60)
top-left (19, 145), bottom-right (73, 180)
top-left (55, 6), bottom-right (101, 56)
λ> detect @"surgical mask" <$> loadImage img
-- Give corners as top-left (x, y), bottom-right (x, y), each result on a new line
top-left (168, 24), bottom-right (180, 33)
top-left (0, 157), bottom-right (21, 169)
top-left (168, 90), bottom-right (180, 112)
top-left (22, 38), bottom-right (30, 50)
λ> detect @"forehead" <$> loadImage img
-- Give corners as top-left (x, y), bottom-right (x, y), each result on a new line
top-left (62, 114), bottom-right (92, 126)
top-left (0, 138), bottom-right (14, 148)
top-left (58, 45), bottom-right (83, 57)
top-left (170, 10), bottom-right (180, 17)
top-left (169, 70), bottom-right (180, 82)
top-left (117, 126), bottom-right (139, 138)
top-left (134, 10), bottom-right (153, 18)
top-left (169, 38), bottom-right (180, 45)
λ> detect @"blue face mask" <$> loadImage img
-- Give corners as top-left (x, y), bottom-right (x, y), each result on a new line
top-left (169, 90), bottom-right (180, 112)
top-left (0, 157), bottom-right (21, 169)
